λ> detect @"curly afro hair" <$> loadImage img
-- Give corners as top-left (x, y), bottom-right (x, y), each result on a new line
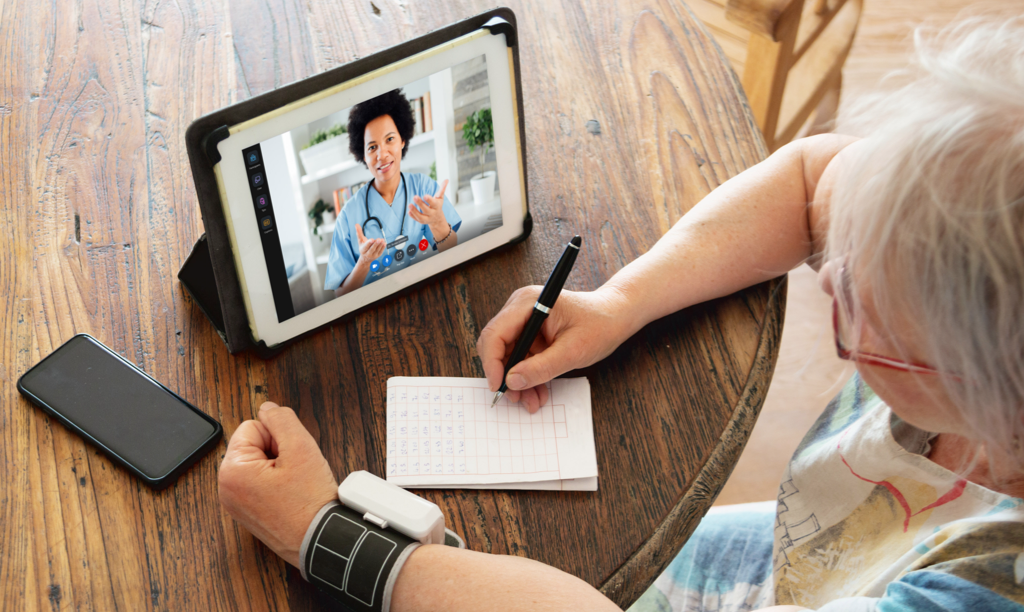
top-left (347, 89), bottom-right (416, 166)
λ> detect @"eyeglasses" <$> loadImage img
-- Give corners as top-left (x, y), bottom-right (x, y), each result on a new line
top-left (832, 298), bottom-right (943, 375)
top-left (829, 262), bottom-right (945, 376)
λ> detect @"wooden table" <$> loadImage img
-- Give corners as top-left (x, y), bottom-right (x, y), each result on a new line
top-left (0, 0), bottom-right (782, 609)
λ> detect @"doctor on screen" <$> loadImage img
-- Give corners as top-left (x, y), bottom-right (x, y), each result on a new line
top-left (324, 89), bottom-right (462, 297)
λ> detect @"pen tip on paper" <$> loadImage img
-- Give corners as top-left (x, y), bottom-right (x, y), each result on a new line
top-left (491, 391), bottom-right (502, 407)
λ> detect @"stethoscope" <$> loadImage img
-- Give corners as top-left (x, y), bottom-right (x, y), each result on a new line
top-left (361, 172), bottom-right (416, 272)
top-left (361, 172), bottom-right (409, 247)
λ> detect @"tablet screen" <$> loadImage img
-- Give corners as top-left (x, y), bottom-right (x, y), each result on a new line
top-left (239, 54), bottom-right (503, 322)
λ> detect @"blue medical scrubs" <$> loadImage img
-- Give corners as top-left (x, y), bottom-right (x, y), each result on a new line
top-left (324, 172), bottom-right (462, 291)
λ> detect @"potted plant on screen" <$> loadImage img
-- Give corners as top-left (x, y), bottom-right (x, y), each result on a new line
top-left (308, 198), bottom-right (334, 240)
top-left (298, 123), bottom-right (348, 178)
top-left (462, 107), bottom-right (495, 205)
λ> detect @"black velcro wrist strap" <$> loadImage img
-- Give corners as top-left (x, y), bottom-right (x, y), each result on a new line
top-left (303, 502), bottom-right (419, 612)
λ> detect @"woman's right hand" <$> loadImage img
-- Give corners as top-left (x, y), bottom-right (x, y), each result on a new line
top-left (476, 287), bottom-right (635, 413)
top-left (354, 223), bottom-right (386, 266)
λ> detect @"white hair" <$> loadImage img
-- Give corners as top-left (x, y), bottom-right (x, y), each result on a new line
top-left (825, 17), bottom-right (1024, 473)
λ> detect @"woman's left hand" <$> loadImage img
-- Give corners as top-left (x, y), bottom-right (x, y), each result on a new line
top-left (410, 179), bottom-right (450, 238)
top-left (218, 402), bottom-right (339, 569)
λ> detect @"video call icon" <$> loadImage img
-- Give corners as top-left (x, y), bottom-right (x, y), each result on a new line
top-left (370, 261), bottom-right (381, 273)
top-left (256, 195), bottom-right (269, 209)
top-left (246, 150), bottom-right (261, 167)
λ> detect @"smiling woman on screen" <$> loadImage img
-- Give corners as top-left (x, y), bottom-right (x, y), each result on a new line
top-left (324, 88), bottom-right (462, 298)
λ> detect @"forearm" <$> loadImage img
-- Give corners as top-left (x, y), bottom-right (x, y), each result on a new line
top-left (335, 262), bottom-right (371, 297)
top-left (391, 545), bottom-right (620, 612)
top-left (433, 223), bottom-right (457, 252)
top-left (437, 232), bottom-right (457, 251)
top-left (602, 134), bottom-right (853, 338)
top-left (389, 545), bottom-right (808, 612)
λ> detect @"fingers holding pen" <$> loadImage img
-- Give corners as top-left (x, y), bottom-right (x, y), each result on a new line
top-left (476, 288), bottom-right (560, 414)
top-left (476, 287), bottom-right (543, 392)
top-left (478, 236), bottom-right (589, 414)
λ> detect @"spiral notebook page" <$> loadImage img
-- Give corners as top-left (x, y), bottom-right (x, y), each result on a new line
top-left (385, 377), bottom-right (598, 491)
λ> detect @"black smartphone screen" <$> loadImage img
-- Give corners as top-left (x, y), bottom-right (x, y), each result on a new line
top-left (18, 335), bottom-right (220, 485)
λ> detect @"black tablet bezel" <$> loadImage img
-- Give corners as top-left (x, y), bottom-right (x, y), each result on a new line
top-left (183, 9), bottom-right (529, 357)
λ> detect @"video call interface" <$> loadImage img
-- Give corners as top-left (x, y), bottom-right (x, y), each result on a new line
top-left (241, 54), bottom-right (503, 323)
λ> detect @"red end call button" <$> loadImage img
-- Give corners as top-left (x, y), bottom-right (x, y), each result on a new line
top-left (419, 238), bottom-right (429, 251)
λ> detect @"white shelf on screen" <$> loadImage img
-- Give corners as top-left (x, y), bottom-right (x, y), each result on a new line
top-left (300, 131), bottom-right (435, 185)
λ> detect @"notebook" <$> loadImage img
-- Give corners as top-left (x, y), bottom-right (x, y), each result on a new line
top-left (385, 377), bottom-right (598, 491)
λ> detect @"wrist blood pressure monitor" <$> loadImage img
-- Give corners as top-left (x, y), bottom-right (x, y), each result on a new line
top-left (300, 471), bottom-right (463, 612)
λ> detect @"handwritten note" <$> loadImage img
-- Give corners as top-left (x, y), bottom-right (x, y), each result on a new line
top-left (385, 377), bottom-right (598, 491)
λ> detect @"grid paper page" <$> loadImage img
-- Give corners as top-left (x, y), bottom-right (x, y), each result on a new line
top-left (385, 377), bottom-right (598, 488)
top-left (413, 477), bottom-right (598, 491)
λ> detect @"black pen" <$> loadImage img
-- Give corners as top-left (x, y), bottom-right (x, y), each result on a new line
top-left (491, 235), bottom-right (582, 407)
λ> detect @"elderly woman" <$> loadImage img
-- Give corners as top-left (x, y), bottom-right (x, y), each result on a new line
top-left (324, 88), bottom-right (461, 297)
top-left (219, 19), bottom-right (1024, 612)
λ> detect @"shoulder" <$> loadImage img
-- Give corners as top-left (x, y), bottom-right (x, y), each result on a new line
top-left (779, 134), bottom-right (861, 268)
top-left (405, 172), bottom-right (437, 194)
top-left (790, 134), bottom-right (861, 195)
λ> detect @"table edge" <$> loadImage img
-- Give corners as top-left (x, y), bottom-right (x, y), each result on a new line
top-left (599, 274), bottom-right (788, 608)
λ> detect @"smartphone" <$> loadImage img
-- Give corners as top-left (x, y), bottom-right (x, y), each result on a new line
top-left (17, 334), bottom-right (222, 489)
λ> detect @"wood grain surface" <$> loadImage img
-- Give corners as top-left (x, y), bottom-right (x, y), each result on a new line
top-left (0, 0), bottom-right (780, 609)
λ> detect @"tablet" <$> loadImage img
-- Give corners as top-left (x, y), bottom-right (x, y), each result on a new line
top-left (190, 15), bottom-right (528, 349)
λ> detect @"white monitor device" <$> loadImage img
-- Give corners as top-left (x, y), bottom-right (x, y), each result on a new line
top-left (338, 471), bottom-right (446, 545)
top-left (203, 23), bottom-right (528, 348)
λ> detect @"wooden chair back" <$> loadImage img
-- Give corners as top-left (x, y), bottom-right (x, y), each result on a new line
top-left (687, 0), bottom-right (863, 151)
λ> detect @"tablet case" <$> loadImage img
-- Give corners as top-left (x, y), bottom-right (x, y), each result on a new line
top-left (179, 8), bottom-right (531, 357)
